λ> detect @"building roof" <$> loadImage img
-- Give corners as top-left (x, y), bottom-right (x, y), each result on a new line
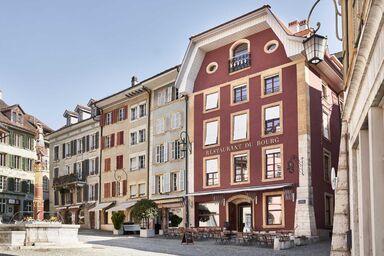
top-left (0, 99), bottom-right (53, 135)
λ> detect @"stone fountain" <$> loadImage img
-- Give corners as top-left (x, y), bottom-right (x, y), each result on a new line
top-left (0, 123), bottom-right (86, 249)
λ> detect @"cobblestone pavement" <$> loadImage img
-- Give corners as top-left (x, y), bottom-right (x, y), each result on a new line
top-left (1, 229), bottom-right (331, 256)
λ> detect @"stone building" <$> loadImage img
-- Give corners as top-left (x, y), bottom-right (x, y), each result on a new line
top-left (47, 101), bottom-right (100, 228)
top-left (146, 66), bottom-right (187, 231)
top-left (0, 91), bottom-right (52, 223)
top-left (176, 5), bottom-right (343, 238)
top-left (331, 1), bottom-right (384, 256)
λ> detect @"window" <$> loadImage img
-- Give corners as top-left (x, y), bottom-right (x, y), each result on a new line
top-left (116, 181), bottom-right (124, 197)
top-left (89, 158), bottom-right (98, 175)
top-left (77, 139), bottom-right (82, 154)
top-left (139, 103), bottom-right (146, 117)
top-left (25, 201), bottom-right (32, 212)
top-left (233, 153), bottom-right (248, 183)
top-left (130, 131), bottom-right (138, 145)
top-left (104, 158), bottom-right (111, 172)
top-left (229, 41), bottom-right (250, 73)
top-left (155, 175), bottom-right (163, 194)
top-left (232, 112), bottom-right (248, 141)
top-left (130, 185), bottom-right (137, 198)
top-left (65, 142), bottom-right (71, 157)
top-left (204, 119), bottom-right (219, 146)
top-left (171, 172), bottom-right (178, 192)
top-left (131, 106), bottom-right (137, 121)
top-left (88, 184), bottom-right (97, 201)
top-left (54, 146), bottom-right (59, 161)
top-left (156, 118), bottom-right (165, 134)
top-left (198, 202), bottom-right (219, 227)
top-left (105, 112), bottom-right (112, 125)
top-left (116, 155), bottom-right (124, 170)
top-left (323, 150), bottom-right (331, 182)
top-left (171, 112), bottom-right (182, 129)
top-left (325, 194), bottom-right (334, 226)
top-left (15, 178), bottom-right (21, 192)
top-left (138, 183), bottom-right (145, 196)
top-left (171, 140), bottom-right (182, 160)
top-left (264, 75), bottom-right (280, 95)
top-left (118, 107), bottom-right (125, 121)
top-left (233, 84), bottom-right (247, 103)
top-left (136, 129), bottom-right (144, 143)
top-left (75, 162), bottom-right (82, 178)
top-left (0, 176), bottom-right (7, 190)
top-left (264, 40), bottom-right (279, 53)
top-left (205, 157), bottom-right (219, 187)
top-left (54, 167), bottom-right (59, 178)
top-left (205, 92), bottom-right (219, 111)
top-left (0, 132), bottom-right (6, 143)
top-left (264, 104), bottom-right (281, 135)
top-left (0, 154), bottom-right (6, 167)
top-left (265, 194), bottom-right (283, 226)
top-left (90, 133), bottom-right (97, 150)
top-left (264, 147), bottom-right (282, 180)
top-left (138, 155), bottom-right (145, 169)
top-left (206, 62), bottom-right (218, 74)
top-left (65, 165), bottom-right (70, 175)
top-left (323, 111), bottom-right (330, 139)
top-left (156, 144), bottom-right (165, 163)
top-left (0, 199), bottom-right (6, 213)
top-left (130, 157), bottom-right (137, 171)
top-left (157, 90), bottom-right (166, 106)
top-left (43, 176), bottom-right (49, 191)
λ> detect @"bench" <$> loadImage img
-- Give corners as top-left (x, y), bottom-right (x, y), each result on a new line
top-left (123, 224), bottom-right (141, 234)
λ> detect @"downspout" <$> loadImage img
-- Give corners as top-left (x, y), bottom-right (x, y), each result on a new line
top-left (143, 87), bottom-right (151, 199)
top-left (92, 108), bottom-right (103, 229)
top-left (184, 95), bottom-right (189, 228)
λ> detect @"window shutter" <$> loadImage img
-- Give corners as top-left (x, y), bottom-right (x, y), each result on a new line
top-left (101, 136), bottom-right (105, 149)
top-left (73, 140), bottom-right (77, 155)
top-left (151, 175), bottom-right (156, 194)
top-left (7, 177), bottom-right (15, 192)
top-left (83, 184), bottom-right (89, 202)
top-left (104, 183), bottom-right (109, 198)
top-left (124, 106), bottom-right (128, 120)
top-left (95, 183), bottom-right (99, 201)
top-left (95, 157), bottom-right (99, 174)
top-left (170, 142), bottom-right (175, 160)
top-left (111, 134), bottom-right (115, 147)
top-left (62, 144), bottom-right (65, 159)
top-left (73, 163), bottom-right (77, 174)
top-left (112, 181), bottom-right (116, 197)
top-left (95, 132), bottom-right (99, 149)
top-left (82, 136), bottom-right (86, 153)
top-left (86, 135), bottom-right (90, 151)
top-left (165, 113), bottom-right (171, 131)
top-left (164, 142), bottom-right (168, 162)
top-left (123, 180), bottom-right (127, 195)
top-left (21, 180), bottom-right (27, 193)
top-left (165, 173), bottom-right (171, 192)
top-left (167, 86), bottom-right (173, 102)
top-left (160, 176), bottom-right (165, 193)
top-left (179, 170), bottom-right (185, 191)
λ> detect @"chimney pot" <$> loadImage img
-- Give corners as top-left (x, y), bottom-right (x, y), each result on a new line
top-left (131, 76), bottom-right (138, 86)
top-left (288, 20), bottom-right (299, 33)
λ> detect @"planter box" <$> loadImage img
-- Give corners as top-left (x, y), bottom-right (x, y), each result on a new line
top-left (140, 229), bottom-right (155, 238)
top-left (159, 229), bottom-right (164, 236)
top-left (113, 228), bottom-right (124, 235)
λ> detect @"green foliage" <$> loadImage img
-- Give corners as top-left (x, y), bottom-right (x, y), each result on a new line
top-left (111, 211), bottom-right (125, 230)
top-left (169, 213), bottom-right (182, 227)
top-left (130, 199), bottom-right (158, 229)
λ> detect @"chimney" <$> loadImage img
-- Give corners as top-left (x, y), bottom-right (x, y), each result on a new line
top-left (288, 20), bottom-right (299, 33)
top-left (0, 90), bottom-right (3, 100)
top-left (298, 20), bottom-right (308, 31)
top-left (131, 76), bottom-right (138, 87)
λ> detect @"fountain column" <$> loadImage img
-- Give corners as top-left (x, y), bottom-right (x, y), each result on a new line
top-left (33, 161), bottom-right (44, 220)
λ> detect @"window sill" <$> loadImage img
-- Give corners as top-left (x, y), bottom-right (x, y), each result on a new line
top-left (262, 224), bottom-right (285, 229)
top-left (260, 90), bottom-right (282, 99)
top-left (230, 181), bottom-right (250, 185)
top-left (261, 131), bottom-right (283, 138)
top-left (202, 143), bottom-right (220, 150)
top-left (261, 177), bottom-right (284, 182)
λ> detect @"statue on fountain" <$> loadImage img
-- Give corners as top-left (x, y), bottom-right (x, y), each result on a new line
top-left (35, 123), bottom-right (46, 165)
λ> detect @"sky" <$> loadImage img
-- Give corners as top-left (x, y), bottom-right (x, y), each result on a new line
top-left (0, 0), bottom-right (342, 130)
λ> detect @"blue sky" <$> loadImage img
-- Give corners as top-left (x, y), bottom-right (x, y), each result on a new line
top-left (0, 0), bottom-right (342, 129)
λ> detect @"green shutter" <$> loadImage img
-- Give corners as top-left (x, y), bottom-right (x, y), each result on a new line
top-left (9, 130), bottom-right (14, 146)
top-left (7, 177), bottom-right (15, 192)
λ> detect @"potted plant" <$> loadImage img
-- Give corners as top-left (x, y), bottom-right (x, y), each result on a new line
top-left (111, 212), bottom-right (125, 235)
top-left (131, 199), bottom-right (158, 238)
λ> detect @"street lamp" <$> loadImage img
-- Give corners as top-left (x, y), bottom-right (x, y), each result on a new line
top-left (303, 0), bottom-right (342, 64)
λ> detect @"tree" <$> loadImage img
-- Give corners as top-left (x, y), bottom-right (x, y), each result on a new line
top-left (131, 199), bottom-right (158, 229)
top-left (111, 212), bottom-right (125, 230)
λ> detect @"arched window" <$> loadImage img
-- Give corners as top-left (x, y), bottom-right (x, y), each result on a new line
top-left (229, 40), bottom-right (250, 73)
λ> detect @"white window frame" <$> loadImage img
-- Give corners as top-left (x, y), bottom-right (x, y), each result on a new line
top-left (205, 92), bottom-right (219, 111)
top-left (204, 119), bottom-right (219, 146)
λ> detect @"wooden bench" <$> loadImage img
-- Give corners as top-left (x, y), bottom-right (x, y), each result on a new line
top-left (123, 224), bottom-right (140, 234)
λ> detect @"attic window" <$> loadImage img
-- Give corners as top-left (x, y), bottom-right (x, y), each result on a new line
top-left (11, 112), bottom-right (23, 125)
top-left (264, 40), bottom-right (279, 54)
top-left (206, 62), bottom-right (218, 74)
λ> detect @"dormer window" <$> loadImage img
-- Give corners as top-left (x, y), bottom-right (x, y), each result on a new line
top-left (11, 111), bottom-right (23, 125)
top-left (229, 39), bottom-right (251, 73)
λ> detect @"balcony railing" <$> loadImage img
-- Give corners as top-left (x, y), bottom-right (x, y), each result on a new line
top-left (228, 53), bottom-right (251, 73)
top-left (53, 173), bottom-right (85, 187)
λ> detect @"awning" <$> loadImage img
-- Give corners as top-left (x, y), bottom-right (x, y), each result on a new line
top-left (88, 202), bottom-right (114, 212)
top-left (68, 203), bottom-right (83, 209)
top-left (187, 183), bottom-right (293, 196)
top-left (155, 197), bottom-right (184, 209)
top-left (106, 202), bottom-right (136, 212)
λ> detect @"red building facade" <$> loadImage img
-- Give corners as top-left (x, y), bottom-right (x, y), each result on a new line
top-left (177, 6), bottom-right (342, 237)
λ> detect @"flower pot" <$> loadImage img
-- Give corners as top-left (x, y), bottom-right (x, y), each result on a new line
top-left (113, 228), bottom-right (124, 235)
top-left (140, 229), bottom-right (155, 238)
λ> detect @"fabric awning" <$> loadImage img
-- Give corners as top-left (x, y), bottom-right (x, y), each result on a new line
top-left (187, 183), bottom-right (293, 196)
top-left (68, 204), bottom-right (83, 209)
top-left (106, 202), bottom-right (136, 212)
top-left (55, 206), bottom-right (68, 210)
top-left (88, 202), bottom-right (114, 212)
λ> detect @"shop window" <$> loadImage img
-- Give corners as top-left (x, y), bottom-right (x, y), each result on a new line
top-left (198, 202), bottom-right (219, 227)
top-left (265, 194), bottom-right (283, 226)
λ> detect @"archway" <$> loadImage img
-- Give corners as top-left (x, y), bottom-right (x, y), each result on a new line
top-left (226, 195), bottom-right (253, 232)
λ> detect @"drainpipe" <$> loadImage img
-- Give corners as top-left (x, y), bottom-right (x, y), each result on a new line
top-left (184, 95), bottom-right (190, 228)
top-left (92, 108), bottom-right (103, 229)
top-left (142, 87), bottom-right (151, 199)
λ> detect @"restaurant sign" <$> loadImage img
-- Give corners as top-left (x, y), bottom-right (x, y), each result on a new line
top-left (205, 137), bottom-right (279, 156)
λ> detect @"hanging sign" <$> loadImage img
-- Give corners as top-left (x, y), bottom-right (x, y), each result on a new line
top-left (331, 167), bottom-right (337, 191)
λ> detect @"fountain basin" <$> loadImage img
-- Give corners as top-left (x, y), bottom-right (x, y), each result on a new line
top-left (0, 223), bottom-right (81, 248)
